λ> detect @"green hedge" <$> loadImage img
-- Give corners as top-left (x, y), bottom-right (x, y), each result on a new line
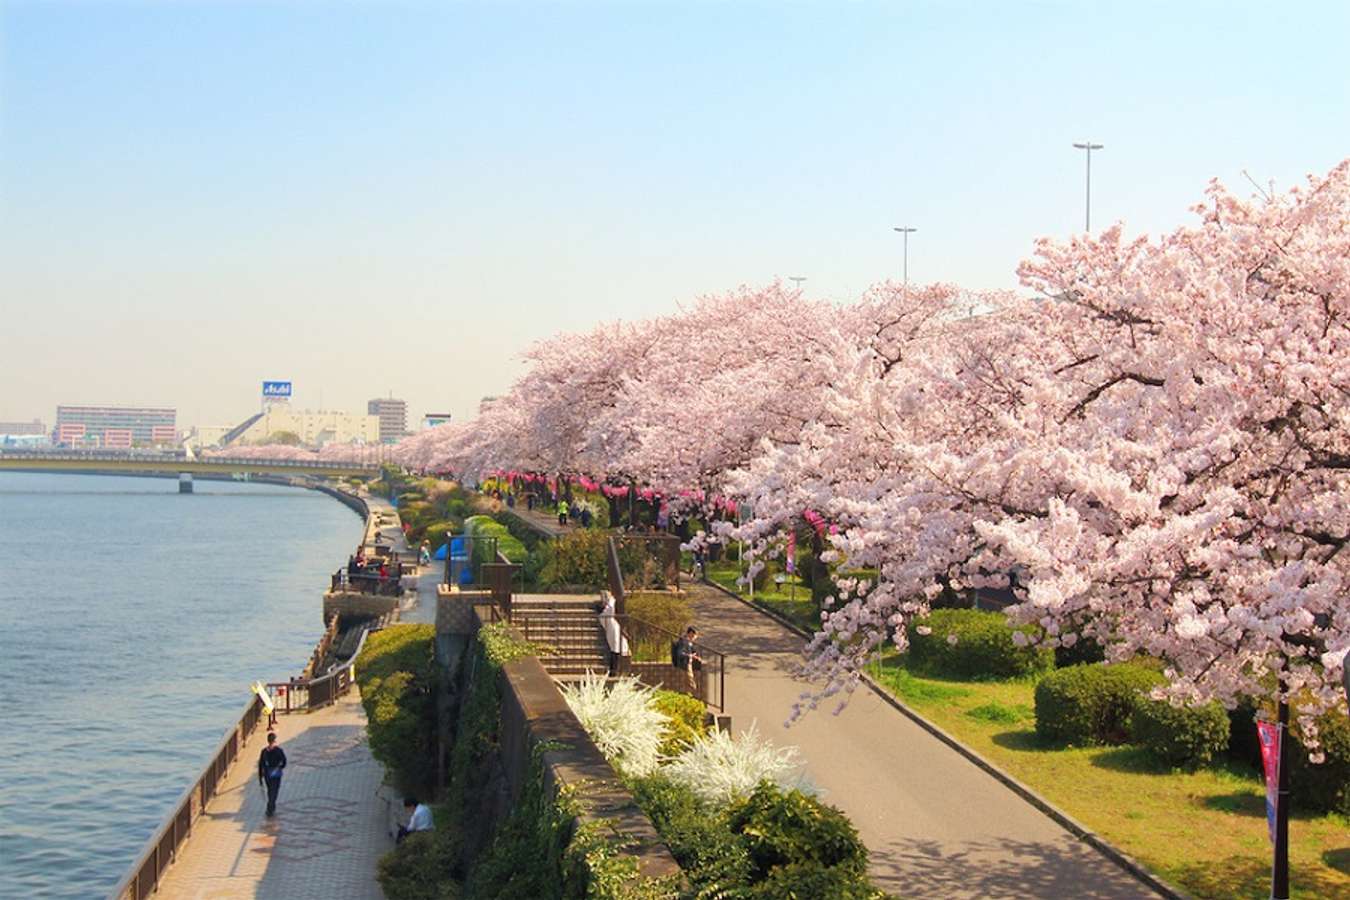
top-left (539, 529), bottom-right (610, 589)
top-left (1130, 696), bottom-right (1230, 768)
top-left (908, 609), bottom-right (1053, 679)
top-left (1034, 661), bottom-right (1164, 746)
top-left (630, 777), bottom-right (883, 898)
top-left (1283, 706), bottom-right (1350, 816)
top-left (465, 515), bottom-right (527, 564)
top-left (651, 690), bottom-right (708, 757)
top-left (355, 625), bottom-right (440, 797)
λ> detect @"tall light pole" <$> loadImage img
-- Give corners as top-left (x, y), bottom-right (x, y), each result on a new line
top-left (892, 226), bottom-right (916, 296)
top-left (1072, 141), bottom-right (1104, 231)
top-left (788, 275), bottom-right (807, 293)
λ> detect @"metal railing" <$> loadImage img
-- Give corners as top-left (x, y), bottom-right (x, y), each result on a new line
top-left (107, 695), bottom-right (268, 900)
top-left (266, 626), bottom-right (373, 714)
top-left (331, 569), bottom-right (403, 596)
top-left (443, 534), bottom-right (500, 589)
top-left (606, 535), bottom-right (725, 712)
top-left (0, 448), bottom-right (379, 472)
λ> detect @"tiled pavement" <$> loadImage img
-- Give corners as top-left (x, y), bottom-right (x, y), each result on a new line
top-left (154, 692), bottom-right (394, 900)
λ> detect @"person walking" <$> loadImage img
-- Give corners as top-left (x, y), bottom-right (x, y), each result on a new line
top-left (258, 732), bottom-right (287, 817)
top-left (557, 499), bottom-right (570, 527)
top-left (419, 540), bottom-right (431, 566)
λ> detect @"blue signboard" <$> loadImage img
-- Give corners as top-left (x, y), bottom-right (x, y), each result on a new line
top-left (262, 381), bottom-right (292, 398)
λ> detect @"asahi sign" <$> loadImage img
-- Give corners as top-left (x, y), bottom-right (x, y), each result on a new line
top-left (262, 381), bottom-right (293, 399)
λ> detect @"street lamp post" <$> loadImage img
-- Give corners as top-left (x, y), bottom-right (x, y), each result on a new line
top-left (788, 276), bottom-right (807, 293)
top-left (1072, 141), bottom-right (1104, 231)
top-left (892, 226), bottom-right (917, 296)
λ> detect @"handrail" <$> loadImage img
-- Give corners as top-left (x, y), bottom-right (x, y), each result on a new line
top-left (265, 625), bottom-right (374, 714)
top-left (107, 695), bottom-right (267, 900)
top-left (0, 448), bottom-right (378, 472)
top-left (616, 612), bottom-right (726, 713)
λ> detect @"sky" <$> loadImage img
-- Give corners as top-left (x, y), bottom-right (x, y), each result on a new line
top-left (2, 0), bottom-right (1348, 431)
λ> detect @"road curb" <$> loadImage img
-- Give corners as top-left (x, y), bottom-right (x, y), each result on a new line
top-left (696, 577), bottom-right (1191, 900)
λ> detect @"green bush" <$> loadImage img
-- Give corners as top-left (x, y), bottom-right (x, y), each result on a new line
top-left (423, 520), bottom-right (460, 551)
top-left (378, 823), bottom-right (460, 900)
top-left (629, 775), bottom-right (756, 894)
top-left (726, 782), bottom-right (869, 879)
top-left (1284, 706), bottom-right (1350, 816)
top-left (907, 609), bottom-right (1053, 679)
top-left (747, 862), bottom-right (884, 899)
top-left (356, 625), bottom-right (439, 796)
top-left (465, 515), bottom-right (527, 564)
top-left (539, 529), bottom-right (611, 589)
top-left (1130, 696), bottom-right (1230, 768)
top-left (651, 690), bottom-right (708, 756)
top-left (1034, 661), bottom-right (1164, 746)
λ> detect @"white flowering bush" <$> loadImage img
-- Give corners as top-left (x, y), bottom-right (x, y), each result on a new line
top-left (560, 673), bottom-right (669, 777)
top-left (663, 722), bottom-right (803, 805)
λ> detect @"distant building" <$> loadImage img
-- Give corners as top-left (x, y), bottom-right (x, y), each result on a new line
top-left (0, 419), bottom-right (45, 436)
top-left (368, 397), bottom-right (408, 444)
top-left (423, 412), bottom-right (453, 429)
top-left (55, 405), bottom-right (176, 447)
top-left (232, 407), bottom-right (379, 447)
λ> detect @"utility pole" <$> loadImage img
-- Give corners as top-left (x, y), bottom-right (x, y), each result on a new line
top-left (892, 226), bottom-right (916, 296)
top-left (1072, 141), bottom-right (1104, 231)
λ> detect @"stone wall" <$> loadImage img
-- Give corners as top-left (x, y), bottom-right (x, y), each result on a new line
top-left (496, 653), bottom-right (681, 881)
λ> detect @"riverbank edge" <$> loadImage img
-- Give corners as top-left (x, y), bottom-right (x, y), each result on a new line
top-left (107, 477), bottom-right (377, 900)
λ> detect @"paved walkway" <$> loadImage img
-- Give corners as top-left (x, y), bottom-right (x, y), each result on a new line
top-left (154, 692), bottom-right (394, 900)
top-left (685, 582), bottom-right (1157, 899)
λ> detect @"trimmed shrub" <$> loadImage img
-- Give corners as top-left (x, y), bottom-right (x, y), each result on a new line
top-left (422, 520), bottom-right (459, 551)
top-left (1283, 706), bottom-right (1350, 816)
top-left (1034, 661), bottom-right (1164, 746)
top-left (652, 689), bottom-right (708, 756)
top-left (630, 776), bottom-right (755, 895)
top-left (726, 782), bottom-right (869, 880)
top-left (624, 591), bottom-right (693, 662)
top-left (908, 608), bottom-right (1053, 679)
top-left (1130, 696), bottom-right (1230, 768)
top-left (538, 529), bottom-right (610, 589)
top-left (377, 821), bottom-right (459, 900)
top-left (1053, 634), bottom-right (1107, 668)
top-left (748, 862), bottom-right (883, 899)
top-left (356, 624), bottom-right (439, 796)
top-left (464, 515), bottom-right (527, 564)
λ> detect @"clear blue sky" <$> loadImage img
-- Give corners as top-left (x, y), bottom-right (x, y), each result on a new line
top-left (3, 1), bottom-right (1347, 430)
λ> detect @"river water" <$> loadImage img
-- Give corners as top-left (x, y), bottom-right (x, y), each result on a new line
top-left (0, 472), bottom-right (363, 899)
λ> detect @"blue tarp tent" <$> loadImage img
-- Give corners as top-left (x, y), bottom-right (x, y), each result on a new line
top-left (433, 542), bottom-right (449, 561)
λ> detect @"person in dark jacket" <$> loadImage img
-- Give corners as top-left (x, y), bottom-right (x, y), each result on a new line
top-left (258, 732), bottom-right (287, 817)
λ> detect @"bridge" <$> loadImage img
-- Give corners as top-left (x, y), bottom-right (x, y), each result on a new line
top-left (0, 450), bottom-right (378, 489)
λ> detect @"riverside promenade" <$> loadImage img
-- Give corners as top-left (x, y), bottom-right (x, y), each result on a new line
top-left (684, 581), bottom-right (1159, 900)
top-left (152, 693), bottom-right (392, 900)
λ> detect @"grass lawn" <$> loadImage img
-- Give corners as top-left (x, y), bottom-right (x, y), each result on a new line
top-left (704, 559), bottom-right (821, 634)
top-left (865, 655), bottom-right (1350, 899)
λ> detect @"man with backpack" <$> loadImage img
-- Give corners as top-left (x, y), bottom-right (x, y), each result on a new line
top-left (671, 626), bottom-right (703, 695)
top-left (257, 732), bottom-right (287, 817)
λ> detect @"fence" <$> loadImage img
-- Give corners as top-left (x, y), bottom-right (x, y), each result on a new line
top-left (443, 534), bottom-right (500, 590)
top-left (107, 694), bottom-right (268, 900)
top-left (266, 625), bottom-right (372, 714)
top-left (330, 569), bottom-right (403, 596)
top-left (605, 535), bottom-right (725, 713)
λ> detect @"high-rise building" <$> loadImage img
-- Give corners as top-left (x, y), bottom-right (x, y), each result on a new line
top-left (367, 397), bottom-right (408, 444)
top-left (55, 405), bottom-right (176, 446)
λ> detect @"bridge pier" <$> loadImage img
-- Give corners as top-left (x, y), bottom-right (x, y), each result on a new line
top-left (179, 473), bottom-right (193, 494)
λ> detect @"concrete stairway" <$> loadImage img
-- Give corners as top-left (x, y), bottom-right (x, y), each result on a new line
top-left (512, 595), bottom-right (611, 678)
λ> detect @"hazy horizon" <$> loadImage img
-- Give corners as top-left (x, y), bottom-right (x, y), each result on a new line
top-left (4, 1), bottom-right (1348, 430)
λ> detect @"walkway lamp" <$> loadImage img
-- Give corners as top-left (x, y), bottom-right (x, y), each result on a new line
top-left (892, 226), bottom-right (916, 297)
top-left (1071, 141), bottom-right (1104, 231)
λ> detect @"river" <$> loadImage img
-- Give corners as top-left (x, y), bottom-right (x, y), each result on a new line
top-left (0, 472), bottom-right (363, 899)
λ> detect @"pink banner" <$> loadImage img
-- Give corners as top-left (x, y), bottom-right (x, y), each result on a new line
top-left (786, 532), bottom-right (796, 574)
top-left (1257, 720), bottom-right (1281, 844)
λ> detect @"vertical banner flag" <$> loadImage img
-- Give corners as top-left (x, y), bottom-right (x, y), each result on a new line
top-left (786, 531), bottom-right (796, 574)
top-left (1256, 720), bottom-right (1282, 844)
